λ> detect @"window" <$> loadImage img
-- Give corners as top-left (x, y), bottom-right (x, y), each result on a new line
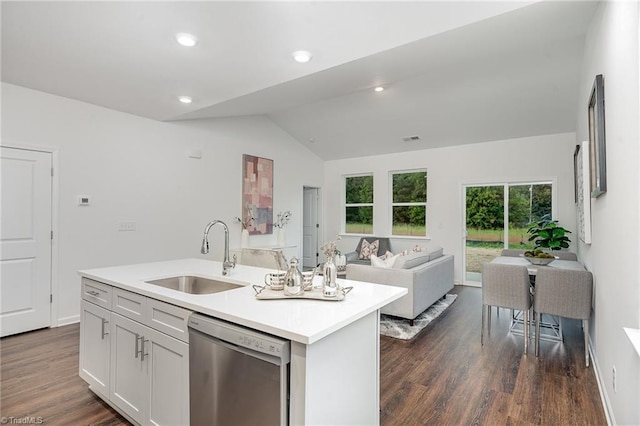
top-left (391, 170), bottom-right (427, 236)
top-left (344, 174), bottom-right (373, 234)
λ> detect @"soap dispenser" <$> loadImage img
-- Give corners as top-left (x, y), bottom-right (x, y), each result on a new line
top-left (284, 257), bottom-right (304, 296)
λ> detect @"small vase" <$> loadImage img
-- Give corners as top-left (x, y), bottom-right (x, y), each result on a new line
top-left (323, 256), bottom-right (338, 297)
top-left (277, 227), bottom-right (285, 246)
top-left (241, 229), bottom-right (249, 248)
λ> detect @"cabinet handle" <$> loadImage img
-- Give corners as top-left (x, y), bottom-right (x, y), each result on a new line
top-left (140, 338), bottom-right (149, 362)
top-left (87, 290), bottom-right (100, 296)
top-left (135, 333), bottom-right (141, 358)
top-left (101, 318), bottom-right (109, 340)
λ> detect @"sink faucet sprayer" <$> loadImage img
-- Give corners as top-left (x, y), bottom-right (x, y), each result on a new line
top-left (201, 220), bottom-right (236, 276)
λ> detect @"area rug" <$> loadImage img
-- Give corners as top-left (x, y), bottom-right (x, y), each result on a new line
top-left (380, 294), bottom-right (457, 340)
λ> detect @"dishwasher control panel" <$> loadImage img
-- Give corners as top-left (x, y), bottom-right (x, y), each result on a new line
top-left (188, 313), bottom-right (290, 362)
top-left (237, 335), bottom-right (283, 355)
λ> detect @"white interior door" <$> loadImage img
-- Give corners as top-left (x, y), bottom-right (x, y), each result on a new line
top-left (1, 147), bottom-right (52, 337)
top-left (303, 187), bottom-right (319, 268)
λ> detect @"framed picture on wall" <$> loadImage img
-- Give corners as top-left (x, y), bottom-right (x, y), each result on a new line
top-left (242, 154), bottom-right (274, 235)
top-left (573, 144), bottom-right (580, 204)
top-left (588, 74), bottom-right (606, 198)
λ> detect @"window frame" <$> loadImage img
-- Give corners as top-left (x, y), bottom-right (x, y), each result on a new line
top-left (389, 169), bottom-right (428, 237)
top-left (343, 173), bottom-right (374, 235)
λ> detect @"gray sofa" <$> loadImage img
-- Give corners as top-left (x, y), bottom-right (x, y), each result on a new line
top-left (346, 241), bottom-right (454, 323)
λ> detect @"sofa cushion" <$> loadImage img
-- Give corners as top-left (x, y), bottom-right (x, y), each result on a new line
top-left (426, 246), bottom-right (444, 260)
top-left (358, 239), bottom-right (380, 260)
top-left (370, 253), bottom-right (400, 268)
top-left (392, 251), bottom-right (431, 269)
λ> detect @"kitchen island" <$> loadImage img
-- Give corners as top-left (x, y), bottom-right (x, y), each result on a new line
top-left (78, 258), bottom-right (407, 425)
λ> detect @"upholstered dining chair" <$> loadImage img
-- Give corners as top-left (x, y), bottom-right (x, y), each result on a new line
top-left (534, 268), bottom-right (593, 367)
top-left (500, 249), bottom-right (527, 257)
top-left (554, 251), bottom-right (578, 261)
top-left (481, 263), bottom-right (533, 352)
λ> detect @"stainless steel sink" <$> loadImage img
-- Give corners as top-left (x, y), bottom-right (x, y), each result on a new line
top-left (145, 275), bottom-right (243, 295)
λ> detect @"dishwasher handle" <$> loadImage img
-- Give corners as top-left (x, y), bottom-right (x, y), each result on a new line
top-left (190, 329), bottom-right (287, 366)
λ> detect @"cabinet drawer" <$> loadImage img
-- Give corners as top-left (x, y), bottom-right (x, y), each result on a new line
top-left (146, 299), bottom-right (191, 343)
top-left (81, 278), bottom-right (112, 309)
top-left (112, 288), bottom-right (146, 322)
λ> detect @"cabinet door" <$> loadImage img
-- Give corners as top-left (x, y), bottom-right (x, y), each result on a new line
top-left (79, 300), bottom-right (110, 397)
top-left (110, 313), bottom-right (146, 424)
top-left (145, 328), bottom-right (189, 426)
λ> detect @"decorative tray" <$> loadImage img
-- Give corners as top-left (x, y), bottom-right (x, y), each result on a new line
top-left (252, 285), bottom-right (353, 301)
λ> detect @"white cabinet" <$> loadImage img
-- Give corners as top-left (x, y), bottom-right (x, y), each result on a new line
top-left (110, 313), bottom-right (146, 423)
top-left (146, 325), bottom-right (189, 425)
top-left (110, 312), bottom-right (189, 426)
top-left (79, 300), bottom-right (111, 397)
top-left (80, 281), bottom-right (191, 426)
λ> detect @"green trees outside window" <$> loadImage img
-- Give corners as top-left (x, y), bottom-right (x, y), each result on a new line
top-left (392, 171), bottom-right (427, 236)
top-left (465, 183), bottom-right (552, 249)
top-left (345, 175), bottom-right (373, 234)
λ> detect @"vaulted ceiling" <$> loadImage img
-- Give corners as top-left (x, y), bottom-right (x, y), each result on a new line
top-left (1, 1), bottom-right (599, 160)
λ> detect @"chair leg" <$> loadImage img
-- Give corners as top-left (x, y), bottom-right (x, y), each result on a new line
top-left (523, 308), bottom-right (529, 353)
top-left (481, 305), bottom-right (485, 346)
top-left (584, 319), bottom-right (590, 367)
top-left (535, 311), bottom-right (541, 357)
top-left (487, 305), bottom-right (492, 335)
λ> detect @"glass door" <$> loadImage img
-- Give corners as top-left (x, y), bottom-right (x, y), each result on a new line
top-left (464, 185), bottom-right (505, 284)
top-left (463, 182), bottom-right (553, 285)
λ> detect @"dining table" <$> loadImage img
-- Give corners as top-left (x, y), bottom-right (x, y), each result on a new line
top-left (490, 255), bottom-right (586, 275)
top-left (490, 255), bottom-right (587, 342)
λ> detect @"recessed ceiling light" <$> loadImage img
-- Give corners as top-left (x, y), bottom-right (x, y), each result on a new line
top-left (374, 86), bottom-right (385, 92)
top-left (175, 33), bottom-right (198, 47)
top-left (292, 50), bottom-right (312, 63)
top-left (178, 96), bottom-right (193, 104)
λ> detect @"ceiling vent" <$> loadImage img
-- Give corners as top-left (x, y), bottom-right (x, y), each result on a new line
top-left (402, 135), bottom-right (421, 142)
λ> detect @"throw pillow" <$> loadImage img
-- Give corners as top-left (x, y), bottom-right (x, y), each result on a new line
top-left (371, 253), bottom-right (401, 268)
top-left (358, 239), bottom-right (380, 260)
top-left (380, 250), bottom-right (395, 260)
top-left (400, 245), bottom-right (423, 256)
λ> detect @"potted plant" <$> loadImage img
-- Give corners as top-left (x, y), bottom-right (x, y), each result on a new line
top-left (524, 214), bottom-right (571, 264)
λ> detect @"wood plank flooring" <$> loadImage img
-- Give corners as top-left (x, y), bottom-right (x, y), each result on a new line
top-left (379, 286), bottom-right (606, 425)
top-left (1, 286), bottom-right (606, 425)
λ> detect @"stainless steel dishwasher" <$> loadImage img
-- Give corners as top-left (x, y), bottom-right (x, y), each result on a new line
top-left (188, 313), bottom-right (291, 426)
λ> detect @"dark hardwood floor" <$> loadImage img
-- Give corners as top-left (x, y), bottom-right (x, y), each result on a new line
top-left (379, 286), bottom-right (606, 425)
top-left (1, 286), bottom-right (606, 425)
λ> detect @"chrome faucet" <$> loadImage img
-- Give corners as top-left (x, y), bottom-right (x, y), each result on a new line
top-left (201, 220), bottom-right (236, 276)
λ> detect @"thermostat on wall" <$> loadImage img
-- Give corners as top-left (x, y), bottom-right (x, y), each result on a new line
top-left (78, 195), bottom-right (91, 206)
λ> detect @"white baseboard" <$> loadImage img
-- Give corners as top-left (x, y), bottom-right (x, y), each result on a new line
top-left (590, 341), bottom-right (616, 425)
top-left (56, 314), bottom-right (80, 327)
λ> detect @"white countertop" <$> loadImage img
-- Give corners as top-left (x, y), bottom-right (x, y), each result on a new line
top-left (79, 258), bottom-right (406, 345)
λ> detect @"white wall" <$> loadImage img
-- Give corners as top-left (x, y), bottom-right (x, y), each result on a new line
top-left (575, 2), bottom-right (640, 424)
top-left (323, 132), bottom-right (577, 282)
top-left (1, 83), bottom-right (324, 325)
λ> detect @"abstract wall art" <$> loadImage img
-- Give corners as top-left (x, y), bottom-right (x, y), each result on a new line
top-left (242, 154), bottom-right (273, 235)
